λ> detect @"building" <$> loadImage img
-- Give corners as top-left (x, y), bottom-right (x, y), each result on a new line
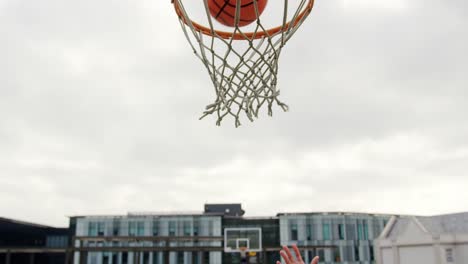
top-left (71, 211), bottom-right (223, 264)
top-left (70, 206), bottom-right (392, 264)
top-left (279, 212), bottom-right (391, 264)
top-left (1, 204), bottom-right (397, 264)
top-left (0, 217), bottom-right (70, 264)
top-left (70, 204), bottom-right (295, 264)
top-left (374, 213), bottom-right (468, 264)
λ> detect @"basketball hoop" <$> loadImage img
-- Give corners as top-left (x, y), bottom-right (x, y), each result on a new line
top-left (172, 0), bottom-right (315, 127)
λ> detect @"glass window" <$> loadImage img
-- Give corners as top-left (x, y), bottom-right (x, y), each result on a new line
top-left (357, 223), bottom-right (364, 240)
top-left (153, 221), bottom-right (159, 236)
top-left (354, 246), bottom-right (360, 261)
top-left (290, 220), bottom-right (298, 241)
top-left (97, 222), bottom-right (105, 236)
top-left (306, 224), bottom-right (313, 240)
top-left (46, 236), bottom-right (68, 248)
top-left (153, 252), bottom-right (159, 264)
top-left (169, 221), bottom-right (176, 236)
top-left (177, 252), bottom-right (184, 264)
top-left (90, 254), bottom-right (97, 264)
top-left (346, 246), bottom-right (353, 262)
top-left (363, 222), bottom-right (369, 240)
top-left (142, 253), bottom-right (150, 264)
top-left (208, 220), bottom-right (214, 236)
top-left (113, 219), bottom-right (120, 236)
top-left (346, 224), bottom-right (356, 240)
top-left (184, 221), bottom-right (191, 236)
top-left (122, 252), bottom-right (128, 264)
top-left (193, 221), bottom-right (199, 236)
top-left (370, 246), bottom-right (375, 261)
top-left (322, 224), bottom-right (331, 241)
top-left (88, 222), bottom-right (97, 236)
top-left (338, 224), bottom-right (345, 240)
top-left (208, 220), bottom-right (213, 236)
top-left (46, 236), bottom-right (56, 247)
top-left (317, 249), bottom-right (325, 261)
top-left (129, 222), bottom-right (137, 236)
top-left (333, 247), bottom-right (341, 262)
top-left (137, 222), bottom-right (145, 236)
top-left (308, 250), bottom-right (316, 262)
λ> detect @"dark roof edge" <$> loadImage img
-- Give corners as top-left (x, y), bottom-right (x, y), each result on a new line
top-left (0, 217), bottom-right (57, 229)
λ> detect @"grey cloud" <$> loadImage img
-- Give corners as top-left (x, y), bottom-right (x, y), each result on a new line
top-left (1, 0), bottom-right (467, 226)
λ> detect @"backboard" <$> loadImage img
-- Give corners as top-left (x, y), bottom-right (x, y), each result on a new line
top-left (224, 227), bottom-right (262, 252)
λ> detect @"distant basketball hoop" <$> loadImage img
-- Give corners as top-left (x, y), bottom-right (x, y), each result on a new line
top-left (172, 0), bottom-right (316, 126)
top-left (224, 227), bottom-right (262, 253)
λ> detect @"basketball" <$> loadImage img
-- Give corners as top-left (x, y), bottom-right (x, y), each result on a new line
top-left (207, 0), bottom-right (268, 27)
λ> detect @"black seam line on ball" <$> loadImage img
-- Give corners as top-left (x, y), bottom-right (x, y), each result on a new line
top-left (212, 0), bottom-right (258, 21)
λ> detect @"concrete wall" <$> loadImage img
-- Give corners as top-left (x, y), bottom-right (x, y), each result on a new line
top-left (381, 248), bottom-right (393, 264)
top-left (399, 246), bottom-right (435, 264)
top-left (375, 216), bottom-right (468, 264)
top-left (378, 244), bottom-right (468, 264)
top-left (455, 245), bottom-right (468, 263)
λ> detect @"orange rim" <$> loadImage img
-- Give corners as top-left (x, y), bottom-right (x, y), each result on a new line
top-left (172, 0), bottom-right (315, 40)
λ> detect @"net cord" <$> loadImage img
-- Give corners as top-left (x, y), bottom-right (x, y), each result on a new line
top-left (174, 0), bottom-right (313, 126)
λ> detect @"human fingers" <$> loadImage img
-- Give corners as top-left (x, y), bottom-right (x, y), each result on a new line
top-left (282, 245), bottom-right (295, 262)
top-left (310, 256), bottom-right (319, 264)
top-left (276, 261), bottom-right (282, 264)
top-left (292, 244), bottom-right (304, 263)
top-left (280, 250), bottom-right (291, 264)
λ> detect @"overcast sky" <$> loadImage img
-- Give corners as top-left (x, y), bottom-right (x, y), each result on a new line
top-left (1, 0), bottom-right (467, 227)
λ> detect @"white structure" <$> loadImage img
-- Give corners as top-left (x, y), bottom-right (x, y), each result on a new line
top-left (374, 213), bottom-right (468, 264)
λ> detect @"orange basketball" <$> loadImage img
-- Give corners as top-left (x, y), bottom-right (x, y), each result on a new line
top-left (208, 0), bottom-right (268, 27)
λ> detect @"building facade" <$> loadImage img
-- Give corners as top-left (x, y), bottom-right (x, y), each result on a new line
top-left (71, 207), bottom-right (392, 264)
top-left (72, 213), bottom-right (223, 264)
top-left (0, 217), bottom-right (69, 264)
top-left (279, 212), bottom-right (390, 264)
top-left (374, 213), bottom-right (468, 264)
top-left (1, 204), bottom-right (396, 264)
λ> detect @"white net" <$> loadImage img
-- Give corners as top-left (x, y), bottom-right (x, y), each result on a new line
top-left (173, 0), bottom-right (314, 127)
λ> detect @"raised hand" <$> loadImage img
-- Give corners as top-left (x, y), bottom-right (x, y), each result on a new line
top-left (276, 244), bottom-right (319, 264)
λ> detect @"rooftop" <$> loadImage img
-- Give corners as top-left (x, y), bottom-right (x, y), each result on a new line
top-left (276, 211), bottom-right (398, 217)
top-left (70, 211), bottom-right (225, 219)
top-left (380, 212), bottom-right (468, 240)
top-left (0, 217), bottom-right (55, 229)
